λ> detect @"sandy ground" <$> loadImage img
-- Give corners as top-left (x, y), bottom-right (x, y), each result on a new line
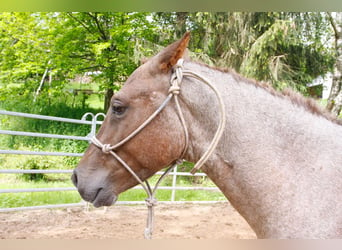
top-left (0, 202), bottom-right (256, 239)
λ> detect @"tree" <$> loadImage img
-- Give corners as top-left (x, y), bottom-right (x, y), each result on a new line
top-left (0, 12), bottom-right (337, 114)
top-left (154, 12), bottom-right (335, 94)
top-left (54, 12), bottom-right (157, 110)
top-left (184, 13), bottom-right (335, 93)
top-left (327, 12), bottom-right (342, 116)
top-left (0, 13), bottom-right (54, 85)
top-left (0, 12), bottom-right (158, 111)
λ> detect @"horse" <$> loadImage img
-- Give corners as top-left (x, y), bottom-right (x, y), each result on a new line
top-left (72, 32), bottom-right (342, 239)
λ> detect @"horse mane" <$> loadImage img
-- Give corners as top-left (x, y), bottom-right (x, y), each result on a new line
top-left (193, 61), bottom-right (342, 125)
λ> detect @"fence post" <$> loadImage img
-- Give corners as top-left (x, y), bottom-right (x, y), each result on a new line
top-left (81, 113), bottom-right (95, 140)
top-left (94, 113), bottom-right (105, 135)
top-left (80, 112), bottom-right (106, 210)
top-left (80, 113), bottom-right (96, 211)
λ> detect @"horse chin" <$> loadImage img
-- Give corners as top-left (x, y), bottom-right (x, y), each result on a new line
top-left (92, 191), bottom-right (118, 208)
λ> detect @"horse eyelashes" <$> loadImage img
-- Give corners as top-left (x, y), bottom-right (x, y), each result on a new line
top-left (112, 105), bottom-right (127, 116)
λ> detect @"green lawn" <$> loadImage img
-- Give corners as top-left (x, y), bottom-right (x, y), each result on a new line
top-left (0, 180), bottom-right (81, 208)
top-left (0, 176), bottom-right (225, 208)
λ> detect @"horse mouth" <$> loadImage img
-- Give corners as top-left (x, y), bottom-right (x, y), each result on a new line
top-left (91, 188), bottom-right (118, 208)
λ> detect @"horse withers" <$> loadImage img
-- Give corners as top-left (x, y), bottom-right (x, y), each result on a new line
top-left (72, 33), bottom-right (342, 239)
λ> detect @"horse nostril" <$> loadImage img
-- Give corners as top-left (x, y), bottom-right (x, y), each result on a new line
top-left (71, 170), bottom-right (78, 187)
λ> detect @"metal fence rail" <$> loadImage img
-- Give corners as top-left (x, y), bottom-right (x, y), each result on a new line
top-left (0, 110), bottom-right (102, 125)
top-left (0, 150), bottom-right (83, 157)
top-left (0, 110), bottom-right (222, 212)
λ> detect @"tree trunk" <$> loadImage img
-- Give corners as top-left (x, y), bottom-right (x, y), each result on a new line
top-left (327, 12), bottom-right (342, 117)
top-left (331, 90), bottom-right (342, 115)
top-left (34, 60), bottom-right (51, 102)
top-left (104, 68), bottom-right (115, 112)
top-left (104, 88), bottom-right (113, 112)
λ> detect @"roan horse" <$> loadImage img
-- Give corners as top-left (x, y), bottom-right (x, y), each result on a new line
top-left (72, 33), bottom-right (342, 239)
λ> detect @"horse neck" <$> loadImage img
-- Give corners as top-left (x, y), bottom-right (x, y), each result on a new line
top-left (180, 61), bottom-right (339, 170)
top-left (179, 61), bottom-right (342, 237)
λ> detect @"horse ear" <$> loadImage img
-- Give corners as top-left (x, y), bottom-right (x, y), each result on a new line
top-left (158, 32), bottom-right (190, 72)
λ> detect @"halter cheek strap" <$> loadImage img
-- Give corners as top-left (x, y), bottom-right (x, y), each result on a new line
top-left (90, 58), bottom-right (225, 239)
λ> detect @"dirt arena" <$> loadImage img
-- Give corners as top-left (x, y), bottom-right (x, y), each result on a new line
top-left (0, 202), bottom-right (256, 239)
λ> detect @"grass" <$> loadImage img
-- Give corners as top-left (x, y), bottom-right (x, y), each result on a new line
top-left (0, 146), bottom-right (224, 209)
top-left (0, 190), bottom-right (82, 208)
top-left (87, 94), bottom-right (104, 110)
top-left (0, 162), bottom-right (225, 208)
top-left (0, 177), bottom-right (225, 208)
top-left (0, 180), bottom-right (82, 208)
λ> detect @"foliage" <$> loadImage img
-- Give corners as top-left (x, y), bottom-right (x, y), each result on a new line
top-left (17, 157), bottom-right (50, 181)
top-left (0, 13), bottom-right (49, 83)
top-left (242, 14), bottom-right (334, 92)
top-left (58, 13), bottom-right (154, 87)
top-left (1, 12), bottom-right (336, 108)
top-left (0, 81), bottom-right (99, 177)
top-left (0, 12), bottom-right (159, 111)
top-left (169, 12), bottom-right (335, 93)
top-left (0, 81), bottom-right (99, 153)
top-left (155, 12), bottom-right (335, 93)
top-left (326, 12), bottom-right (342, 116)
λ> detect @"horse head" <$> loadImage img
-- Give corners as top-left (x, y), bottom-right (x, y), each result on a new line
top-left (72, 33), bottom-right (190, 207)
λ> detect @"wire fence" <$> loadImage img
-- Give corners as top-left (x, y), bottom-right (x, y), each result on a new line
top-left (0, 110), bottom-right (222, 212)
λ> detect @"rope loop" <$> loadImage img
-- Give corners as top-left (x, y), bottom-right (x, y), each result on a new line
top-left (168, 59), bottom-right (184, 96)
top-left (175, 58), bottom-right (184, 69)
top-left (175, 67), bottom-right (183, 83)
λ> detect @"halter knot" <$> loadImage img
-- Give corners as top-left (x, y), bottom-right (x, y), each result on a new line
top-left (168, 83), bottom-right (181, 95)
top-left (145, 197), bottom-right (158, 207)
top-left (101, 144), bottom-right (112, 154)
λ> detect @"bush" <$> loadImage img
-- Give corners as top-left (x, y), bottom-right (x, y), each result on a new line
top-left (10, 155), bottom-right (73, 182)
top-left (17, 157), bottom-right (50, 181)
top-left (0, 82), bottom-right (103, 169)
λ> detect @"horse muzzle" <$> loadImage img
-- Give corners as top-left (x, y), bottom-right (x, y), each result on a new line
top-left (71, 168), bottom-right (117, 207)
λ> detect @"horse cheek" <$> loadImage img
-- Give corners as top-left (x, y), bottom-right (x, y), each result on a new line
top-left (152, 129), bottom-right (183, 167)
top-left (135, 127), bottom-right (181, 170)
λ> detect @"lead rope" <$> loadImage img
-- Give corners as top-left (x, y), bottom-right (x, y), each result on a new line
top-left (91, 136), bottom-right (179, 239)
top-left (90, 58), bottom-right (225, 239)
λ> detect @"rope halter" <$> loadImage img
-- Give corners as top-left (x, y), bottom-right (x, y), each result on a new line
top-left (169, 59), bottom-right (184, 95)
top-left (90, 58), bottom-right (226, 239)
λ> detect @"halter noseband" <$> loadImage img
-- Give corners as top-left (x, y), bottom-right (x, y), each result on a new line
top-left (90, 58), bottom-right (226, 239)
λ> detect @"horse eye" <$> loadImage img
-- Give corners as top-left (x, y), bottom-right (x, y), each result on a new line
top-left (112, 104), bottom-right (127, 116)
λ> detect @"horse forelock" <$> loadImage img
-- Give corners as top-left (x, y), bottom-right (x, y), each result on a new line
top-left (192, 61), bottom-right (341, 125)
